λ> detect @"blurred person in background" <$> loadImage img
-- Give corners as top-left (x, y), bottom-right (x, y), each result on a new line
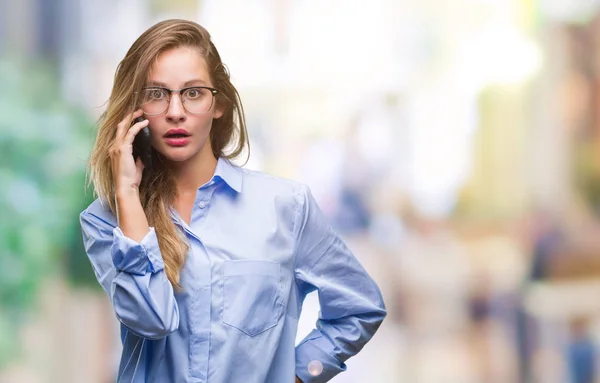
top-left (567, 317), bottom-right (597, 383)
top-left (79, 19), bottom-right (386, 383)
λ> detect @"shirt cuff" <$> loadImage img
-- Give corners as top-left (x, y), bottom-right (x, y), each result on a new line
top-left (111, 227), bottom-right (165, 275)
top-left (295, 333), bottom-right (347, 383)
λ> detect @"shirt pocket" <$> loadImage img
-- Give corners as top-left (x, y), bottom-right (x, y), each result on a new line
top-left (222, 260), bottom-right (284, 337)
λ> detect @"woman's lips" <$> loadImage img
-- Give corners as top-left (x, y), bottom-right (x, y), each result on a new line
top-left (163, 129), bottom-right (191, 146)
top-left (164, 136), bottom-right (191, 146)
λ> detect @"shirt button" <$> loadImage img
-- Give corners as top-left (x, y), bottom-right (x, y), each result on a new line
top-left (198, 201), bottom-right (207, 209)
top-left (308, 360), bottom-right (324, 376)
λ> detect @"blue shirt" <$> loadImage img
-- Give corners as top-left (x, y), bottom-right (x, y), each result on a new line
top-left (80, 157), bottom-right (386, 383)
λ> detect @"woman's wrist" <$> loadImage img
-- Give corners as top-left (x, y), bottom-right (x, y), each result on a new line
top-left (116, 184), bottom-right (140, 200)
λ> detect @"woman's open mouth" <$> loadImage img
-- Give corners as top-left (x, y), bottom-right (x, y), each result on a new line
top-left (164, 129), bottom-right (191, 146)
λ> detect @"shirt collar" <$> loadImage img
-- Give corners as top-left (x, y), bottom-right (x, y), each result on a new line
top-left (169, 158), bottom-right (243, 226)
top-left (213, 157), bottom-right (243, 193)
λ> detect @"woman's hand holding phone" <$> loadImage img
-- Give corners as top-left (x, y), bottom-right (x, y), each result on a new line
top-left (110, 109), bottom-right (152, 242)
top-left (110, 109), bottom-right (150, 193)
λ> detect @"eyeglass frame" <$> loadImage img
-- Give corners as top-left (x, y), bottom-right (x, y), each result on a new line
top-left (137, 86), bottom-right (219, 116)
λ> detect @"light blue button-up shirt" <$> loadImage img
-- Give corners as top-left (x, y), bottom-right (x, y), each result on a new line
top-left (80, 158), bottom-right (386, 383)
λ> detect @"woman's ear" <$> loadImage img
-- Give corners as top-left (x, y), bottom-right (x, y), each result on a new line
top-left (213, 103), bottom-right (224, 119)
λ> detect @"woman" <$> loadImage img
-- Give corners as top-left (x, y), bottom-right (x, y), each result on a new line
top-left (80, 19), bottom-right (386, 383)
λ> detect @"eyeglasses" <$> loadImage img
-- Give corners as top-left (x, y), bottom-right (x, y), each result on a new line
top-left (139, 86), bottom-right (218, 116)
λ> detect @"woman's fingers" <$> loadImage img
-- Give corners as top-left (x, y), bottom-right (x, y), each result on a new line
top-left (116, 109), bottom-right (144, 140)
top-left (123, 118), bottom-right (150, 145)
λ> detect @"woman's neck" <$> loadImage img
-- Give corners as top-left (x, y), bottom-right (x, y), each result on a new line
top-left (169, 147), bottom-right (218, 195)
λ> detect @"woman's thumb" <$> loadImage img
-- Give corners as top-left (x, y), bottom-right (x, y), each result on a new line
top-left (135, 156), bottom-right (145, 173)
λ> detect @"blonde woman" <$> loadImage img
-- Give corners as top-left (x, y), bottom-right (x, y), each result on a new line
top-left (80, 19), bottom-right (386, 383)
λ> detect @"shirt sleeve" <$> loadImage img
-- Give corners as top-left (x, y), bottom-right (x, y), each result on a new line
top-left (293, 184), bottom-right (387, 383)
top-left (80, 209), bottom-right (179, 340)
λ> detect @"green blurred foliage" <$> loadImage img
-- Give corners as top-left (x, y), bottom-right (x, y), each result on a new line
top-left (0, 58), bottom-right (98, 369)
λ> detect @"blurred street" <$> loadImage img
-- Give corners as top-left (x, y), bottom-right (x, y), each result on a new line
top-left (3, 0), bottom-right (600, 382)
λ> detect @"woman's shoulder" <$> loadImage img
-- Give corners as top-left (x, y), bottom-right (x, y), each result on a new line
top-left (240, 167), bottom-right (309, 199)
top-left (80, 198), bottom-right (117, 228)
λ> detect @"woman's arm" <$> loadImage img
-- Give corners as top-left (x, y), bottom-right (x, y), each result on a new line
top-left (80, 208), bottom-right (179, 339)
top-left (80, 110), bottom-right (178, 339)
top-left (115, 185), bottom-right (150, 242)
top-left (293, 185), bottom-right (386, 383)
top-left (111, 109), bottom-right (151, 242)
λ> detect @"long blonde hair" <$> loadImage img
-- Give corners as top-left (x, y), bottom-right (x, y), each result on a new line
top-left (88, 19), bottom-right (249, 289)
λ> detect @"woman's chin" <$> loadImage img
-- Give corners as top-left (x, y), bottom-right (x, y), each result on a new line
top-left (159, 148), bottom-right (196, 163)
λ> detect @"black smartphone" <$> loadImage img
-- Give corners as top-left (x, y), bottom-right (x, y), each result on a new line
top-left (132, 117), bottom-right (153, 171)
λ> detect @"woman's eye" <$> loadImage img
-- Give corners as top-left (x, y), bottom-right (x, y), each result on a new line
top-left (152, 90), bottom-right (165, 99)
top-left (186, 89), bottom-right (202, 99)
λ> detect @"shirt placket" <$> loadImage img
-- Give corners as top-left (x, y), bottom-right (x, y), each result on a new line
top-left (188, 185), bottom-right (216, 382)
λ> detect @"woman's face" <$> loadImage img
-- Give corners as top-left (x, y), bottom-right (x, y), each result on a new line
top-left (144, 46), bottom-right (223, 165)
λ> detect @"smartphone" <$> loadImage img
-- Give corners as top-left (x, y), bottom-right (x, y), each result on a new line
top-left (132, 117), bottom-right (153, 171)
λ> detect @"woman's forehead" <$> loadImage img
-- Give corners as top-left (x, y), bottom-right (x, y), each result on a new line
top-left (148, 46), bottom-right (210, 85)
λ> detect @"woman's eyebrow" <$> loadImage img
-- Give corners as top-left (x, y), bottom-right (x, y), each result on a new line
top-left (145, 79), bottom-right (208, 87)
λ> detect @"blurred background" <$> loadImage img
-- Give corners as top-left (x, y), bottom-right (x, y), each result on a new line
top-left (2, 0), bottom-right (600, 382)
